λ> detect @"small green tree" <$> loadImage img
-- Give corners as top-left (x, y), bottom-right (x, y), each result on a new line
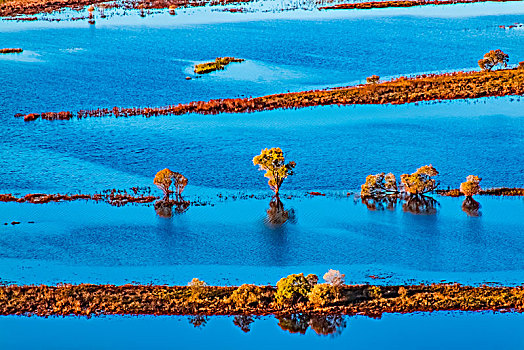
top-left (478, 49), bottom-right (509, 71)
top-left (275, 273), bottom-right (311, 305)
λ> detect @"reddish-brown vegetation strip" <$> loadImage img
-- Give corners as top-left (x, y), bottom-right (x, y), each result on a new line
top-left (18, 68), bottom-right (524, 122)
top-left (320, 0), bottom-right (521, 11)
top-left (0, 189), bottom-right (157, 206)
top-left (437, 187), bottom-right (524, 197)
top-left (0, 0), bottom-right (249, 18)
top-left (0, 48), bottom-right (23, 53)
top-left (1, 283), bottom-right (523, 317)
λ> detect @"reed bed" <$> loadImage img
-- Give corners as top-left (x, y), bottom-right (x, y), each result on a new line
top-left (19, 68), bottom-right (524, 122)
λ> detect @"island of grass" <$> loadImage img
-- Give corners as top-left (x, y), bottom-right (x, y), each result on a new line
top-left (20, 67), bottom-right (524, 121)
top-left (194, 57), bottom-right (245, 74)
top-left (0, 48), bottom-right (23, 54)
top-left (2, 274), bottom-right (524, 317)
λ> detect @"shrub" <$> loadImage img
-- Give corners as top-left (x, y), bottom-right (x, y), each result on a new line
top-left (460, 175), bottom-right (482, 197)
top-left (308, 284), bottom-right (337, 307)
top-left (306, 274), bottom-right (319, 286)
top-left (188, 278), bottom-right (207, 300)
top-left (400, 165), bottom-right (439, 195)
top-left (398, 286), bottom-right (408, 297)
top-left (366, 75), bottom-right (380, 84)
top-left (228, 284), bottom-right (263, 307)
top-left (323, 269), bottom-right (345, 286)
top-left (275, 273), bottom-right (311, 305)
top-left (367, 285), bottom-right (382, 299)
top-left (361, 172), bottom-right (398, 198)
top-left (519, 61), bottom-right (524, 70)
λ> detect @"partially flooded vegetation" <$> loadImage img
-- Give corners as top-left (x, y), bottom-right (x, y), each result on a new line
top-left (19, 68), bottom-right (524, 121)
top-left (194, 57), bottom-right (244, 74)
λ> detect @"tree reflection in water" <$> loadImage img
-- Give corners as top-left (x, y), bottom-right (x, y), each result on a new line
top-left (277, 314), bottom-right (347, 336)
top-left (401, 195), bottom-right (439, 215)
top-left (265, 195), bottom-right (296, 226)
top-left (188, 315), bottom-right (208, 328)
top-left (154, 199), bottom-right (190, 218)
top-left (361, 196), bottom-right (398, 211)
top-left (233, 315), bottom-right (255, 333)
top-left (462, 197), bottom-right (482, 217)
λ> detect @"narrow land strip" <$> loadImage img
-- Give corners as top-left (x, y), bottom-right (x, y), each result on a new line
top-left (1, 283), bottom-right (523, 317)
top-left (18, 68), bottom-right (524, 122)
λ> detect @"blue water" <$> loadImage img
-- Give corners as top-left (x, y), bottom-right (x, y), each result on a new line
top-left (0, 195), bottom-right (522, 286)
top-left (1, 4), bottom-right (524, 343)
top-left (1, 312), bottom-right (523, 349)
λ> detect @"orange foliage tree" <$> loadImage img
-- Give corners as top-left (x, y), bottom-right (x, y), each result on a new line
top-left (360, 172), bottom-right (398, 197)
top-left (460, 175), bottom-right (481, 197)
top-left (478, 50), bottom-right (509, 71)
top-left (253, 148), bottom-right (296, 195)
top-left (154, 168), bottom-right (188, 200)
top-left (400, 165), bottom-right (439, 195)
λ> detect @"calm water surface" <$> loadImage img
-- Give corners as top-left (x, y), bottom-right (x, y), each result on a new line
top-left (1, 312), bottom-right (523, 349)
top-left (1, 5), bottom-right (523, 342)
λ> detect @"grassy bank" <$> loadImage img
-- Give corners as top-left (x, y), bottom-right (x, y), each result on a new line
top-left (19, 68), bottom-right (524, 122)
top-left (1, 282), bottom-right (524, 317)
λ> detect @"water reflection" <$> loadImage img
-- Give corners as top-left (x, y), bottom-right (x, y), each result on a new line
top-left (401, 195), bottom-right (439, 215)
top-left (277, 314), bottom-right (347, 336)
top-left (361, 196), bottom-right (397, 211)
top-left (361, 194), bottom-right (439, 215)
top-left (233, 315), bottom-right (254, 333)
top-left (154, 199), bottom-right (190, 218)
top-left (188, 314), bottom-right (348, 336)
top-left (188, 315), bottom-right (208, 328)
top-left (462, 197), bottom-right (482, 217)
top-left (265, 196), bottom-right (295, 226)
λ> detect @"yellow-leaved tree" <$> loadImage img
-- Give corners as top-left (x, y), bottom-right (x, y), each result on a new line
top-left (460, 175), bottom-right (481, 197)
top-left (253, 148), bottom-right (296, 195)
top-left (154, 168), bottom-right (188, 200)
top-left (400, 165), bottom-right (439, 195)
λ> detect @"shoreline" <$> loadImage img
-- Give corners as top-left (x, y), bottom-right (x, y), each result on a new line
top-left (1, 282), bottom-right (524, 317)
top-left (18, 68), bottom-right (524, 122)
top-left (1, 186), bottom-right (523, 205)
top-left (319, 0), bottom-right (521, 11)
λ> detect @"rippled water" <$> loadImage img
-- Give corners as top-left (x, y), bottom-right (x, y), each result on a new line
top-left (1, 4), bottom-right (524, 344)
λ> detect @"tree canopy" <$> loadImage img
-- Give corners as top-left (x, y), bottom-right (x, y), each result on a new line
top-left (460, 175), bottom-right (481, 197)
top-left (154, 168), bottom-right (188, 200)
top-left (253, 148), bottom-right (296, 195)
top-left (400, 165), bottom-right (439, 195)
top-left (478, 50), bottom-right (509, 71)
top-left (361, 172), bottom-right (398, 197)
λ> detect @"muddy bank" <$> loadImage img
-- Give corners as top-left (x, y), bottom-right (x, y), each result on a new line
top-left (0, 188), bottom-right (157, 206)
top-left (320, 0), bottom-right (521, 11)
top-left (18, 68), bottom-right (524, 122)
top-left (1, 283), bottom-right (523, 317)
top-left (437, 187), bottom-right (524, 197)
top-left (0, 0), bottom-right (249, 18)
